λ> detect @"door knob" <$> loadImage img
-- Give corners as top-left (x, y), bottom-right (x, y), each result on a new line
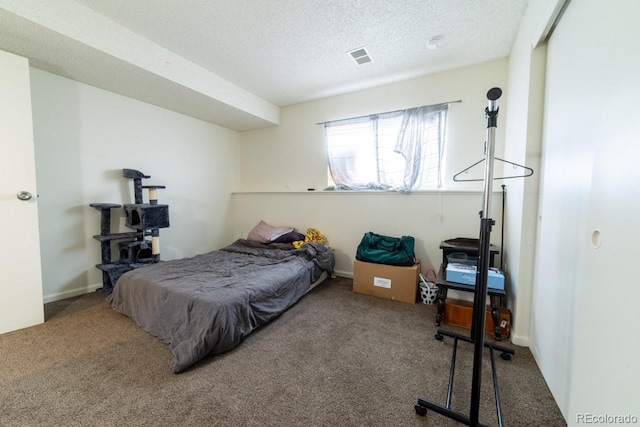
top-left (17, 191), bottom-right (33, 201)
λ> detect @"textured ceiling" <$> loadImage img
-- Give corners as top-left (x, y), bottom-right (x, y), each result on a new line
top-left (0, 0), bottom-right (529, 131)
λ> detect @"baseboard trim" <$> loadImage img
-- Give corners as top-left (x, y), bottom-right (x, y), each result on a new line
top-left (45, 273), bottom-right (355, 303)
top-left (510, 333), bottom-right (530, 347)
top-left (43, 283), bottom-right (103, 304)
top-left (334, 270), bottom-right (353, 279)
top-left (44, 273), bottom-right (355, 303)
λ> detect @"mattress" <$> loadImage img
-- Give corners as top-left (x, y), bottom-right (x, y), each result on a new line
top-left (107, 239), bottom-right (335, 373)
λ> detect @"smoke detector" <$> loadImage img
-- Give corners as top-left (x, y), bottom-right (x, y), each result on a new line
top-left (427, 35), bottom-right (445, 50)
top-left (348, 47), bottom-right (372, 65)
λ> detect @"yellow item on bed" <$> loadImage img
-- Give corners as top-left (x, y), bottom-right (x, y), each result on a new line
top-left (292, 228), bottom-right (326, 248)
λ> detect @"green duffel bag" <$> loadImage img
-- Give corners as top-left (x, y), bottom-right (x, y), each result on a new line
top-left (356, 232), bottom-right (416, 266)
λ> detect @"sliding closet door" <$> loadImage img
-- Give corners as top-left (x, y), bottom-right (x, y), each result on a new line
top-left (537, 0), bottom-right (640, 419)
top-left (561, 0), bottom-right (640, 418)
top-left (0, 49), bottom-right (44, 333)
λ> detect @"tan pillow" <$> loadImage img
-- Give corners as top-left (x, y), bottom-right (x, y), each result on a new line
top-left (247, 220), bottom-right (294, 243)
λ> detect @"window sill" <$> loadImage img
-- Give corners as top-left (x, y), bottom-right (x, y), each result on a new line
top-left (232, 189), bottom-right (497, 195)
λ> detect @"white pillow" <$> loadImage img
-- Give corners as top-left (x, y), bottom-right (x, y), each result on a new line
top-left (247, 220), bottom-right (294, 243)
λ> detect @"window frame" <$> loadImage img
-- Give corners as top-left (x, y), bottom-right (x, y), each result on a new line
top-left (323, 102), bottom-right (450, 192)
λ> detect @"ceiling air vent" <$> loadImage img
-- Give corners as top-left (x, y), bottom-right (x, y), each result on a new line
top-left (348, 47), bottom-right (372, 65)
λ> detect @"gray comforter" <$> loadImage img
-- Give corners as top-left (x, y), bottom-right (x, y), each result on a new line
top-left (108, 239), bottom-right (335, 373)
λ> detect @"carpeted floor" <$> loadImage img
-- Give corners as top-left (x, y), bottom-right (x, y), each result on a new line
top-left (0, 277), bottom-right (566, 426)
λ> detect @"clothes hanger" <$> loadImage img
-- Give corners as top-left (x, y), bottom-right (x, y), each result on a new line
top-left (453, 157), bottom-right (534, 182)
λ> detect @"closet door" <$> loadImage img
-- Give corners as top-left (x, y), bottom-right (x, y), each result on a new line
top-left (562, 0), bottom-right (640, 417)
top-left (539, 0), bottom-right (640, 418)
top-left (0, 49), bottom-right (44, 333)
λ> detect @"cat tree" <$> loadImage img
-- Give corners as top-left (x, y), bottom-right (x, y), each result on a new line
top-left (90, 169), bottom-right (169, 295)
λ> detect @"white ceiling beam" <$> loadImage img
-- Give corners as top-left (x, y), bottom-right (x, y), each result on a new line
top-left (0, 0), bottom-right (279, 128)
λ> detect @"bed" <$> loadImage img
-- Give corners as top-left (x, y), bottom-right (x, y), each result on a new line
top-left (107, 238), bottom-right (335, 373)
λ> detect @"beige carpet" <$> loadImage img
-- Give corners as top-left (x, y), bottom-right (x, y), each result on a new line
top-left (0, 278), bottom-right (566, 426)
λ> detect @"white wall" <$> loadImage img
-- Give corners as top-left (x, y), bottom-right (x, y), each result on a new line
top-left (30, 58), bottom-right (511, 303)
top-left (232, 191), bottom-right (503, 280)
top-left (236, 59), bottom-right (510, 289)
top-left (240, 59), bottom-right (510, 193)
top-left (30, 68), bottom-right (241, 302)
top-left (502, 0), bottom-right (554, 346)
top-left (234, 59), bottom-right (513, 309)
top-left (534, 0), bottom-right (640, 422)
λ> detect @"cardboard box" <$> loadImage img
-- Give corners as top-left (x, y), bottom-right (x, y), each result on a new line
top-left (445, 263), bottom-right (505, 290)
top-left (442, 298), bottom-right (511, 338)
top-left (353, 259), bottom-right (420, 304)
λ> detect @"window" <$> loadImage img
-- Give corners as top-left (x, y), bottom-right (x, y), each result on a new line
top-left (324, 103), bottom-right (448, 192)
